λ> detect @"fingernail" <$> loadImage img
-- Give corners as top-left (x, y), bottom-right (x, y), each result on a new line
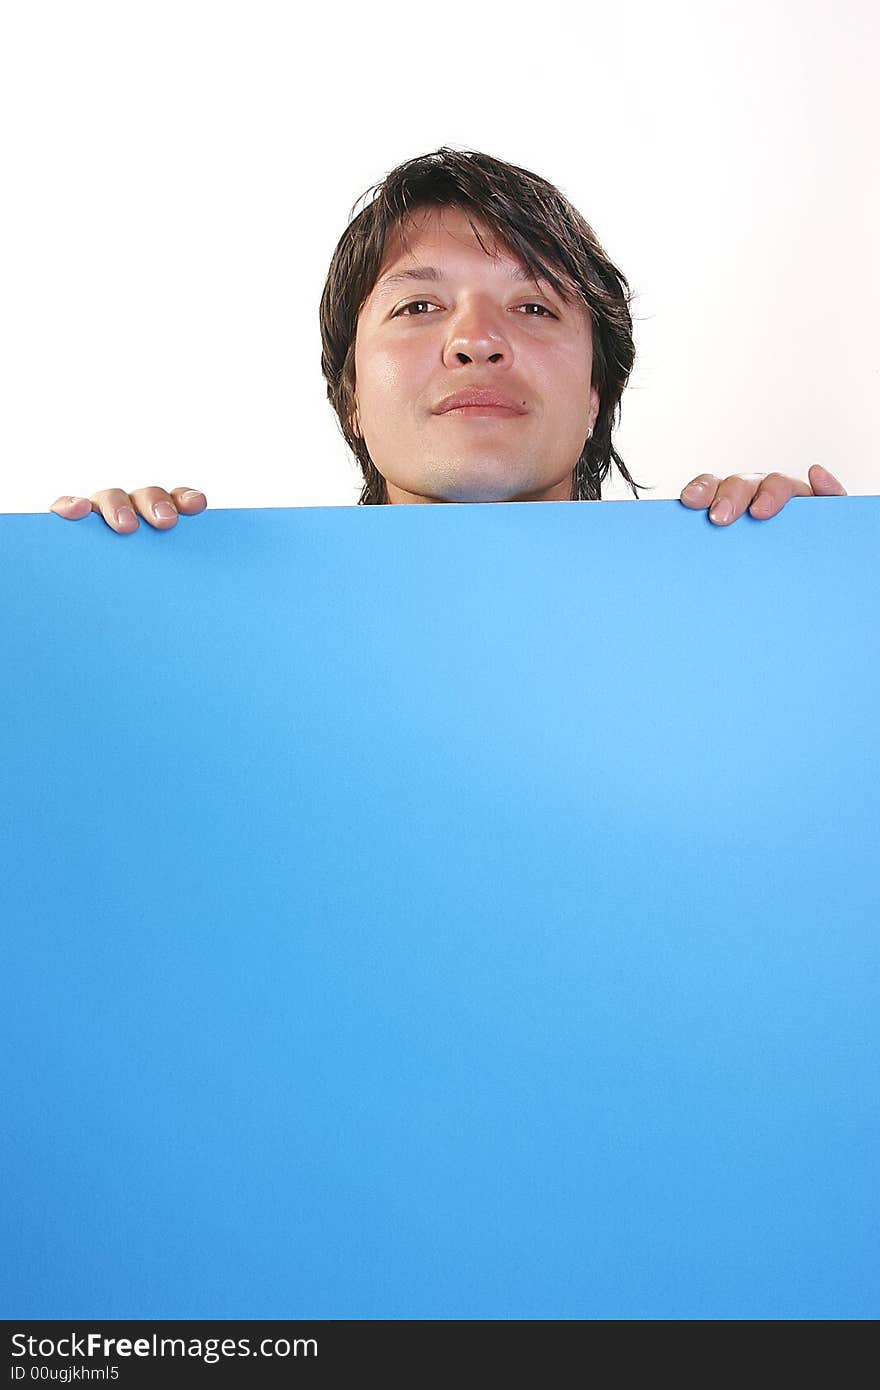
top-left (710, 499), bottom-right (732, 523)
top-left (683, 480), bottom-right (708, 496)
top-left (116, 506), bottom-right (137, 526)
top-left (182, 490), bottom-right (203, 503)
top-left (153, 502), bottom-right (176, 520)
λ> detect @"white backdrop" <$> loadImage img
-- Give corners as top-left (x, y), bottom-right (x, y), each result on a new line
top-left (1, 0), bottom-right (877, 513)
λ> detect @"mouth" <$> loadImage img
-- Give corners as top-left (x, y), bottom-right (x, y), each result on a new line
top-left (434, 389), bottom-right (529, 417)
top-left (438, 404), bottom-right (525, 418)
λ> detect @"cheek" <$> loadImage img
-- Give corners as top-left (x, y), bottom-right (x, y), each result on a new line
top-left (537, 344), bottom-right (593, 426)
top-left (357, 340), bottom-right (425, 423)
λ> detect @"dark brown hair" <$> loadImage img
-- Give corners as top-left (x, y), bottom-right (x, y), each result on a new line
top-left (320, 147), bottom-right (647, 504)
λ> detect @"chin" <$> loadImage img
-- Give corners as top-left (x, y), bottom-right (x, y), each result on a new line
top-left (441, 479), bottom-right (565, 505)
top-left (436, 482), bottom-right (522, 503)
top-left (416, 459), bottom-right (555, 504)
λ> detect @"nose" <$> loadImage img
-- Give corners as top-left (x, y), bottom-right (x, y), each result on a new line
top-left (441, 298), bottom-right (511, 369)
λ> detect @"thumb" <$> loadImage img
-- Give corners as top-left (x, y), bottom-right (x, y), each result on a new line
top-left (808, 464), bottom-right (848, 496)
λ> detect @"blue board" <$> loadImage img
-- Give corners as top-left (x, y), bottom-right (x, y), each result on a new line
top-left (1, 496), bottom-right (877, 1319)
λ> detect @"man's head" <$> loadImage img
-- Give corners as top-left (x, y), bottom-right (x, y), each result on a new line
top-left (319, 148), bottom-right (643, 505)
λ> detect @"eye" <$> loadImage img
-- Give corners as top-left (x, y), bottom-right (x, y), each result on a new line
top-left (394, 300), bottom-right (441, 316)
top-left (392, 299), bottom-right (558, 319)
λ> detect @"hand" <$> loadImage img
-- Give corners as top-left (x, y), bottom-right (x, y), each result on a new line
top-left (679, 465), bottom-right (847, 525)
top-left (50, 485), bottom-right (207, 534)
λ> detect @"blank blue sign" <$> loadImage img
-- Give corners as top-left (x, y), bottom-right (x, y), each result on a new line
top-left (1, 496), bottom-right (877, 1319)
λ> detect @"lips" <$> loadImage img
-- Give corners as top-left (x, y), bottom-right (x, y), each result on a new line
top-left (434, 388), bottom-right (528, 414)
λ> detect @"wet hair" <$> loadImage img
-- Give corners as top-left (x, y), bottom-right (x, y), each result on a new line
top-left (319, 147), bottom-right (648, 504)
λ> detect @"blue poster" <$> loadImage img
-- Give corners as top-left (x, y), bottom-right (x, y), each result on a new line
top-left (1, 496), bottom-right (877, 1319)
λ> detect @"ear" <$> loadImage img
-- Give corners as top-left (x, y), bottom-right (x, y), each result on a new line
top-left (588, 385), bottom-right (600, 436)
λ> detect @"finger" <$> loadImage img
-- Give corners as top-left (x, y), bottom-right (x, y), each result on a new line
top-left (86, 488), bottom-right (142, 533)
top-left (169, 486), bottom-right (207, 514)
top-left (679, 474), bottom-right (721, 510)
top-left (808, 464), bottom-right (848, 497)
top-left (705, 473), bottom-right (769, 526)
top-left (126, 485), bottom-right (190, 530)
top-left (50, 496), bottom-right (93, 520)
top-left (127, 485), bottom-right (207, 528)
top-left (51, 486), bottom-right (207, 532)
top-left (748, 472), bottom-right (811, 520)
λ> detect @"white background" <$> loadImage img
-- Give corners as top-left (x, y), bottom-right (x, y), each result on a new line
top-left (1, 0), bottom-right (877, 513)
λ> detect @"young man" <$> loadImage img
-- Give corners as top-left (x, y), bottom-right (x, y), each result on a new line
top-left (50, 147), bottom-right (846, 530)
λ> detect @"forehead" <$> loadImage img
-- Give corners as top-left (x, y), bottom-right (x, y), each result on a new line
top-left (374, 205), bottom-right (573, 296)
top-left (383, 206), bottom-right (508, 263)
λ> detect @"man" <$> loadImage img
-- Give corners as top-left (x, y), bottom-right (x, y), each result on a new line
top-left (50, 147), bottom-right (846, 529)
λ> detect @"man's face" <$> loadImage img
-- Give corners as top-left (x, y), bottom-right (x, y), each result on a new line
top-left (353, 206), bottom-right (599, 504)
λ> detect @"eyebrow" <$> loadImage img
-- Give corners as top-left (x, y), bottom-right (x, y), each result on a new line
top-left (373, 263), bottom-right (551, 298)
